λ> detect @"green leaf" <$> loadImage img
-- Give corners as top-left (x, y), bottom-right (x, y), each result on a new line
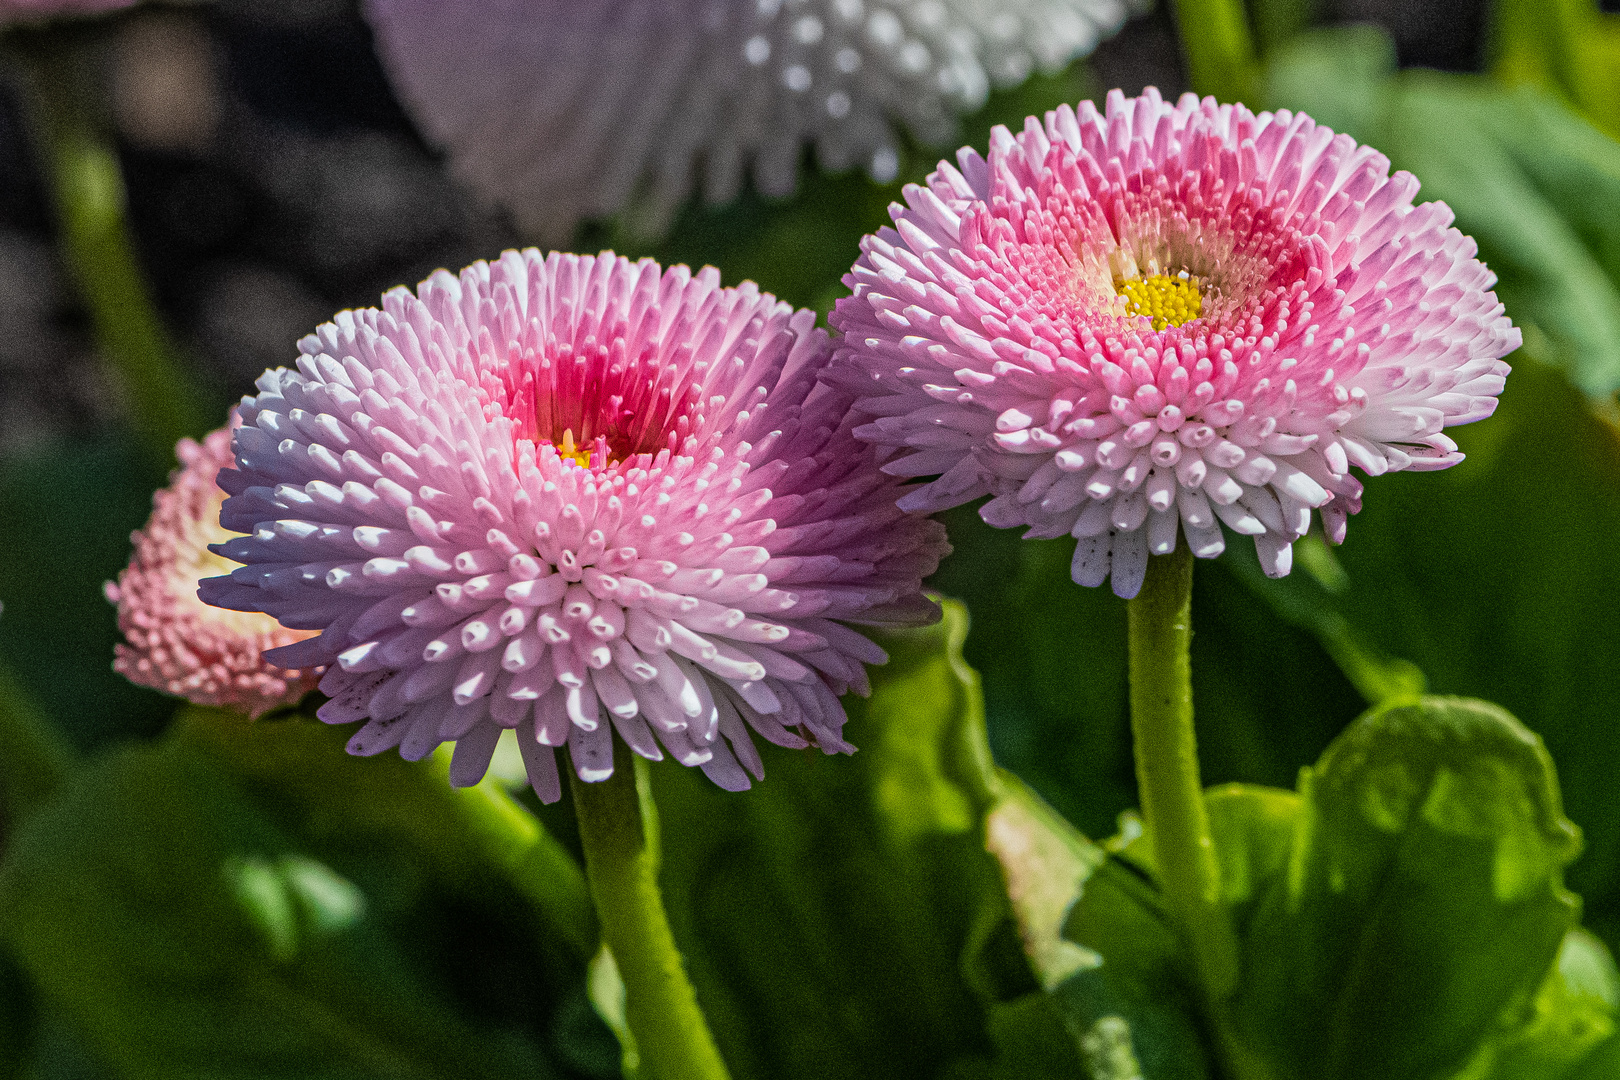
top-left (1265, 26), bottom-right (1620, 403)
top-left (1492, 0), bottom-right (1620, 141)
top-left (0, 709), bottom-right (606, 1080)
top-left (0, 439), bottom-right (173, 752)
top-left (1454, 927), bottom-right (1620, 1080)
top-left (649, 600), bottom-right (1210, 1079)
top-left (1231, 696), bottom-right (1585, 1080)
top-left (648, 600), bottom-right (1017, 1080)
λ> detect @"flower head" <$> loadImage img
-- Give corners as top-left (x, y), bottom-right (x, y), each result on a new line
top-left (832, 88), bottom-right (1517, 597)
top-left (362, 0), bottom-right (1130, 242)
top-left (199, 249), bottom-right (947, 802)
top-left (107, 424), bottom-right (320, 717)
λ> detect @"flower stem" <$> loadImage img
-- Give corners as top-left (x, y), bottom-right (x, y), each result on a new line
top-left (9, 24), bottom-right (211, 470)
top-left (1172, 0), bottom-right (1262, 105)
top-left (1126, 543), bottom-right (1240, 1001)
top-left (568, 743), bottom-right (731, 1080)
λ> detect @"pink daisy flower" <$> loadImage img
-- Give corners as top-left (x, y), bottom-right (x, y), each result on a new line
top-left (106, 424), bottom-right (321, 718)
top-left (831, 88), bottom-right (1518, 598)
top-left (199, 249), bottom-right (947, 802)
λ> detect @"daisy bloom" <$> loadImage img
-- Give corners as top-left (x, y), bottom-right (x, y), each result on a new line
top-left (362, 0), bottom-right (1131, 242)
top-left (107, 424), bottom-right (321, 717)
top-left (831, 88), bottom-right (1517, 598)
top-left (198, 249), bottom-right (948, 802)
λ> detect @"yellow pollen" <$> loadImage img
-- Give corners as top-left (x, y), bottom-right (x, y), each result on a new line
top-left (1117, 272), bottom-right (1202, 330)
top-left (555, 429), bottom-right (594, 469)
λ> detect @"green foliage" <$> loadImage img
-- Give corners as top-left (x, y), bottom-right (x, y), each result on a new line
top-left (0, 709), bottom-right (611, 1080)
top-left (1106, 697), bottom-right (1615, 1080)
top-left (0, 440), bottom-right (173, 753)
top-left (1231, 697), bottom-right (1585, 1080)
top-left (647, 602), bottom-right (1211, 1079)
top-left (1265, 25), bottom-right (1620, 404)
top-left (1492, 0), bottom-right (1620, 140)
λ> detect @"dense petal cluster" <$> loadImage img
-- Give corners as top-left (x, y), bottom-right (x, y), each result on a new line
top-left (832, 88), bottom-right (1517, 597)
top-left (107, 425), bottom-right (320, 717)
top-left (362, 0), bottom-right (1131, 241)
top-left (200, 249), bottom-right (948, 802)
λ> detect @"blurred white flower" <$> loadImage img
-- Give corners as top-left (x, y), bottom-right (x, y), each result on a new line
top-left (363, 0), bottom-right (1131, 241)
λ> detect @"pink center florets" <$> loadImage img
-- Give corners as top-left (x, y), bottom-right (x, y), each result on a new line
top-left (833, 88), bottom-right (1517, 598)
top-left (473, 314), bottom-right (705, 467)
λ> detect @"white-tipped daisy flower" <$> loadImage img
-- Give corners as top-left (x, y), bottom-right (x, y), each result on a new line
top-left (200, 249), bottom-right (949, 802)
top-left (831, 88), bottom-right (1517, 598)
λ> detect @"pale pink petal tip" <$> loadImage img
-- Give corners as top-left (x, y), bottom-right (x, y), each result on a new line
top-left (108, 422), bottom-right (322, 718)
top-left (831, 87), bottom-right (1518, 598)
top-left (200, 248), bottom-right (949, 801)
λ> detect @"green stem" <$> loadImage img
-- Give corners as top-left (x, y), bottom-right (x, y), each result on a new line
top-left (1126, 544), bottom-right (1240, 1001)
top-left (8, 24), bottom-right (210, 470)
top-left (1172, 0), bottom-right (1263, 105)
top-left (569, 743), bottom-right (731, 1080)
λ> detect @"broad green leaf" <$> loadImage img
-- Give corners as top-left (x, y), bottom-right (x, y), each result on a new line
top-left (0, 709), bottom-right (607, 1080)
top-left (1232, 696), bottom-right (1584, 1080)
top-left (1493, 0), bottom-right (1620, 140)
top-left (984, 774), bottom-right (1212, 1079)
top-left (648, 600), bottom-right (1024, 1080)
top-left (1453, 927), bottom-right (1620, 1080)
top-left (1222, 354), bottom-right (1620, 949)
top-left (648, 601), bottom-right (1210, 1079)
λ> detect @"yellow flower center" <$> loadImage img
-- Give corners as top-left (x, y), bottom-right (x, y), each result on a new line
top-left (1117, 272), bottom-right (1202, 330)
top-left (552, 429), bottom-right (599, 469)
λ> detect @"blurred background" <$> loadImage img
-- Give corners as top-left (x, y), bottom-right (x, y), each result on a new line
top-left (3, 0), bottom-right (1620, 1075)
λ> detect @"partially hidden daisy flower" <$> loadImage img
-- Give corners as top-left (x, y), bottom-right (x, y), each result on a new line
top-left (198, 249), bottom-right (948, 802)
top-left (831, 88), bottom-right (1517, 598)
top-left (107, 424), bottom-right (321, 717)
top-left (362, 0), bottom-right (1132, 242)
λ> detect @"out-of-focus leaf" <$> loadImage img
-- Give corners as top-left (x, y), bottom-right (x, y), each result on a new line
top-left (1454, 927), bottom-right (1620, 1080)
top-left (1232, 696), bottom-right (1584, 1080)
top-left (0, 439), bottom-right (173, 751)
top-left (650, 601), bottom-right (1210, 1080)
top-left (930, 514), bottom-right (1136, 839)
top-left (0, 708), bottom-right (608, 1080)
top-left (1217, 537), bottom-right (1427, 707)
top-left (1493, 0), bottom-right (1620, 140)
top-left (182, 709), bottom-right (597, 966)
top-left (1266, 26), bottom-right (1620, 403)
top-left (0, 949), bottom-right (32, 1079)
top-left (0, 659), bottom-right (73, 826)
